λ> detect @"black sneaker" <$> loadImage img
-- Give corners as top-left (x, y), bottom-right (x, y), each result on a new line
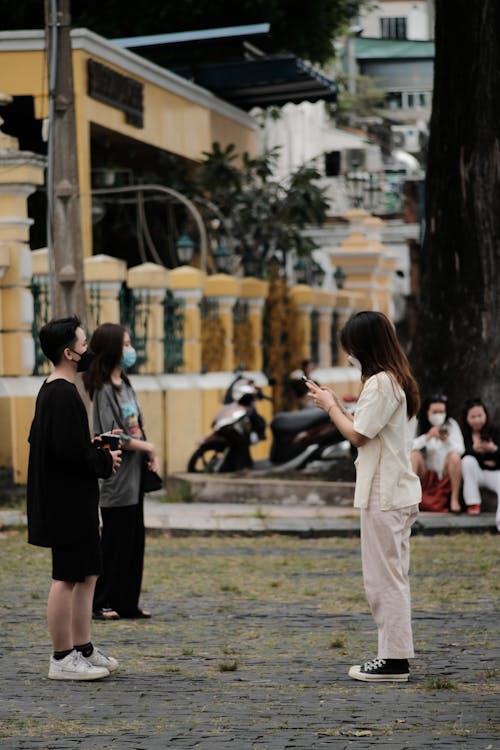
top-left (348, 657), bottom-right (409, 682)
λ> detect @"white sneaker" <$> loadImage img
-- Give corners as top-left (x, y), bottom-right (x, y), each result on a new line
top-left (86, 646), bottom-right (119, 673)
top-left (48, 650), bottom-right (109, 680)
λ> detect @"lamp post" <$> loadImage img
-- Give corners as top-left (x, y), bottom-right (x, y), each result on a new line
top-left (312, 261), bottom-right (326, 287)
top-left (175, 232), bottom-right (195, 265)
top-left (334, 266), bottom-right (346, 290)
top-left (242, 249), bottom-right (261, 278)
top-left (212, 241), bottom-right (232, 274)
top-left (293, 257), bottom-right (308, 284)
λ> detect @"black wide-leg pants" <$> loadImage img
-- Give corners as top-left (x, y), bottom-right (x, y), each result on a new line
top-left (93, 494), bottom-right (145, 617)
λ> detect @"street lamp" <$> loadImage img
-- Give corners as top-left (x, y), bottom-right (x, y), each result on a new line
top-left (294, 257), bottom-right (308, 284)
top-left (242, 249), bottom-right (261, 278)
top-left (176, 232), bottom-right (195, 265)
top-left (212, 241), bottom-right (232, 274)
top-left (334, 266), bottom-right (346, 290)
top-left (312, 261), bottom-right (326, 287)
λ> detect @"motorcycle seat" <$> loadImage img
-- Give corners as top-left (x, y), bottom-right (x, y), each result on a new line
top-left (271, 406), bottom-right (329, 434)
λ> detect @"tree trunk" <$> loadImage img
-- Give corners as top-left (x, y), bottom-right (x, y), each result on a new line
top-left (411, 0), bottom-right (500, 422)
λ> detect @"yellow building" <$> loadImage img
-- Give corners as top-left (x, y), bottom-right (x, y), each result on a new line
top-left (0, 30), bottom-right (393, 485)
top-left (0, 28), bottom-right (257, 260)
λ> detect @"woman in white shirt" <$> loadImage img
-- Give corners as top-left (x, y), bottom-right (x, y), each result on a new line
top-left (411, 395), bottom-right (464, 513)
top-left (307, 311), bottom-right (421, 684)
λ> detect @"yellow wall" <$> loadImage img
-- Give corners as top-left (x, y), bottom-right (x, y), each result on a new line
top-left (0, 44), bottom-right (256, 258)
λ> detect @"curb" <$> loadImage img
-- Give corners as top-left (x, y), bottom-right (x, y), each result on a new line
top-left (1, 506), bottom-right (496, 539)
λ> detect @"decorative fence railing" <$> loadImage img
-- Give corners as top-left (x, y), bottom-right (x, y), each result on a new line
top-left (30, 276), bottom-right (52, 375)
top-left (30, 280), bottom-right (184, 375)
top-left (163, 290), bottom-right (184, 373)
top-left (310, 309), bottom-right (319, 365)
top-left (28, 269), bottom-right (351, 377)
top-left (200, 297), bottom-right (224, 372)
top-left (119, 284), bottom-right (150, 371)
top-left (233, 299), bottom-right (253, 370)
top-left (330, 310), bottom-right (339, 366)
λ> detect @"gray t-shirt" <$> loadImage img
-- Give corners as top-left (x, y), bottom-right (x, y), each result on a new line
top-left (93, 382), bottom-right (143, 508)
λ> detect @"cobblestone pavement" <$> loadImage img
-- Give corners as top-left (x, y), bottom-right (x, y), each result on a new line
top-left (0, 534), bottom-right (498, 749)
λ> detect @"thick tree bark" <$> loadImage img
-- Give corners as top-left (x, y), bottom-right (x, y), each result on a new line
top-left (411, 0), bottom-right (500, 421)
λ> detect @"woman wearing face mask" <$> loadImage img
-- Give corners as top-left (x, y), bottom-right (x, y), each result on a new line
top-left (83, 323), bottom-right (159, 620)
top-left (461, 398), bottom-right (500, 527)
top-left (411, 395), bottom-right (464, 513)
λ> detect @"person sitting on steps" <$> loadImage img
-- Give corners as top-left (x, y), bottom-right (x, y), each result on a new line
top-left (461, 397), bottom-right (500, 528)
top-left (411, 394), bottom-right (464, 513)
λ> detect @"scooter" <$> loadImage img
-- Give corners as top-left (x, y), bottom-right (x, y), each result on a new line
top-left (186, 391), bottom-right (353, 474)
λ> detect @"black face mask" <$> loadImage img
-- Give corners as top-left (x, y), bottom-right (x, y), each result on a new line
top-left (69, 348), bottom-right (95, 373)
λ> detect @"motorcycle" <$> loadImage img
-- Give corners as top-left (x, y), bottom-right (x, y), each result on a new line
top-left (187, 380), bottom-right (353, 474)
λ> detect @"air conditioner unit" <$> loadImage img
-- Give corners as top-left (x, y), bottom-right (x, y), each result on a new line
top-left (391, 126), bottom-right (420, 153)
top-left (343, 148), bottom-right (366, 172)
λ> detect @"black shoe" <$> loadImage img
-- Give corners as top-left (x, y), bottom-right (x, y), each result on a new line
top-left (348, 657), bottom-right (409, 682)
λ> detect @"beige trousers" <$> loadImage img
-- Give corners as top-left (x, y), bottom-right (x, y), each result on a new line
top-left (360, 475), bottom-right (419, 659)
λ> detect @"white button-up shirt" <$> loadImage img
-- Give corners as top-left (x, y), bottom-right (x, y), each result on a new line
top-left (353, 371), bottom-right (421, 510)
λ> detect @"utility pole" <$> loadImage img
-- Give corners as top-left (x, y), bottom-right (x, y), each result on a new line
top-left (44, 0), bottom-right (86, 322)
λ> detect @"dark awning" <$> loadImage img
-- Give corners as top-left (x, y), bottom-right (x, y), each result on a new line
top-left (114, 26), bottom-right (337, 110)
top-left (176, 56), bottom-right (337, 109)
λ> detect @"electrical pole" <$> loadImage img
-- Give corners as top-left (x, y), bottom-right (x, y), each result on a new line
top-left (44, 0), bottom-right (86, 322)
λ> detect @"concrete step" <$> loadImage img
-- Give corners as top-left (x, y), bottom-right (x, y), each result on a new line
top-left (172, 473), bottom-right (355, 506)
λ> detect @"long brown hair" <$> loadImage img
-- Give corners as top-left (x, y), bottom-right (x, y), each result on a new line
top-left (340, 311), bottom-right (420, 418)
top-left (83, 323), bottom-right (130, 399)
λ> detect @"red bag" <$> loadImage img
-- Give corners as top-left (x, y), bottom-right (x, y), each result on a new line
top-left (420, 470), bottom-right (451, 512)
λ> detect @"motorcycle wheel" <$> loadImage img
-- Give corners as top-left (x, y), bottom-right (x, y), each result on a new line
top-left (187, 445), bottom-right (228, 473)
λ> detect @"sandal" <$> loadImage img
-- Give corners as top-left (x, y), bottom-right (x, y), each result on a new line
top-left (92, 607), bottom-right (120, 621)
top-left (466, 504), bottom-right (481, 515)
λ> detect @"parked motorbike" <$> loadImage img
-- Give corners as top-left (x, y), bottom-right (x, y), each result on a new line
top-left (187, 380), bottom-right (267, 473)
top-left (187, 380), bottom-right (353, 474)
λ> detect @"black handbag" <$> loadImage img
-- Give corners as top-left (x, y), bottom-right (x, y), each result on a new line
top-left (141, 455), bottom-right (163, 493)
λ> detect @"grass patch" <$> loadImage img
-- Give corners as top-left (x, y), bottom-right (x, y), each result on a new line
top-left (329, 636), bottom-right (346, 649)
top-left (218, 659), bottom-right (238, 672)
top-left (425, 677), bottom-right (458, 690)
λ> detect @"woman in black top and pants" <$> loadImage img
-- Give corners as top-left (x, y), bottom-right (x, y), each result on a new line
top-left (461, 397), bottom-right (500, 530)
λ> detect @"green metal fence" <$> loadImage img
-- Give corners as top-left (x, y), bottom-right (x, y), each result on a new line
top-left (119, 284), bottom-right (151, 371)
top-left (163, 290), bottom-right (184, 373)
top-left (30, 277), bottom-right (51, 375)
top-left (31, 280), bottom-right (184, 375)
top-left (87, 284), bottom-right (102, 334)
top-left (330, 310), bottom-right (339, 366)
top-left (310, 309), bottom-right (319, 364)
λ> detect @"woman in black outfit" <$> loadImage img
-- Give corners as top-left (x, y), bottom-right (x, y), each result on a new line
top-left (461, 397), bottom-right (500, 528)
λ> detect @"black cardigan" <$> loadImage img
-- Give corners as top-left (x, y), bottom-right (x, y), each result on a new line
top-left (463, 426), bottom-right (500, 471)
top-left (27, 379), bottom-right (113, 547)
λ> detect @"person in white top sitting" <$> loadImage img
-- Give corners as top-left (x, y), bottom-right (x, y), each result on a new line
top-left (306, 310), bottom-right (421, 684)
top-left (411, 395), bottom-right (464, 513)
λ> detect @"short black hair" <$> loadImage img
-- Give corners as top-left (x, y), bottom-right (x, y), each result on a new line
top-left (39, 315), bottom-right (81, 365)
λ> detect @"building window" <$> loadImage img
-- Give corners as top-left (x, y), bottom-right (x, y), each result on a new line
top-left (380, 17), bottom-right (407, 39)
top-left (386, 92), bottom-right (403, 109)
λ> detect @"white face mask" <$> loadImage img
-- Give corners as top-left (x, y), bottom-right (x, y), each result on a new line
top-left (428, 412), bottom-right (446, 427)
top-left (347, 354), bottom-right (362, 372)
